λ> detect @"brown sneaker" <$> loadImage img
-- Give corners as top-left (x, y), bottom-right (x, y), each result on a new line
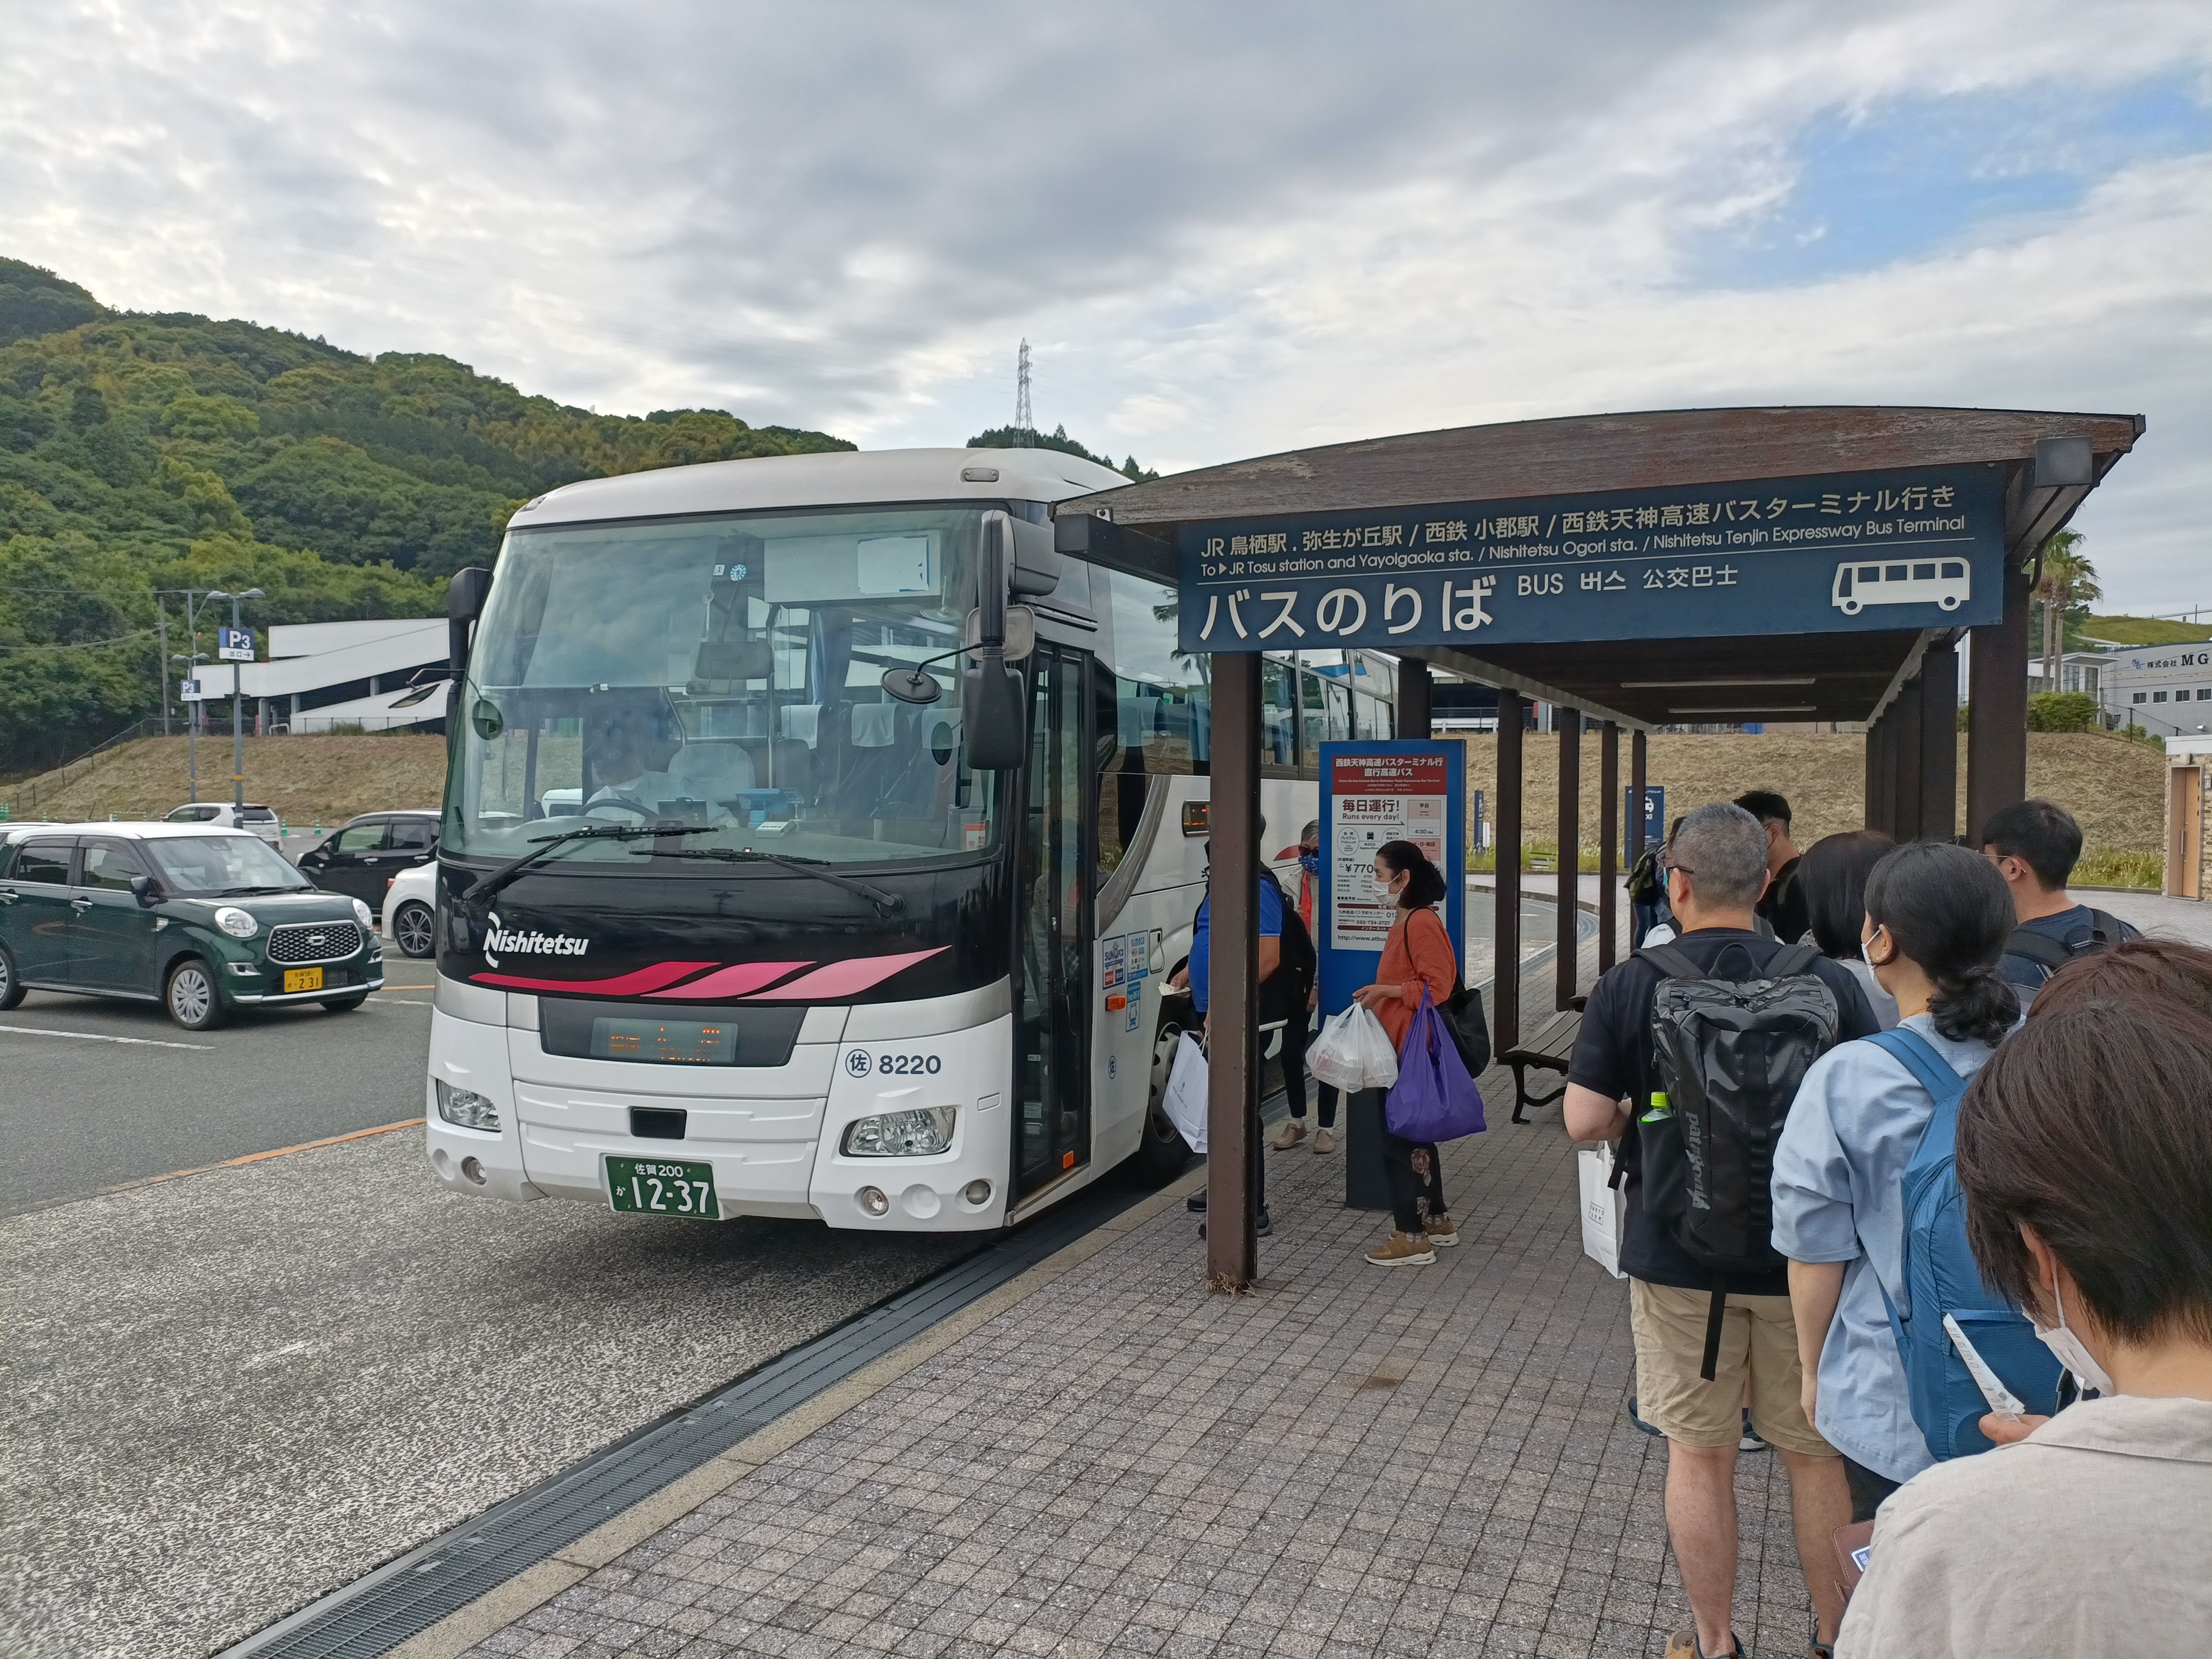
top-left (1312, 1128), bottom-right (1337, 1155)
top-left (1272, 1119), bottom-right (1307, 1150)
top-left (1425, 1215), bottom-right (1459, 1246)
top-left (1364, 1231), bottom-right (1435, 1267)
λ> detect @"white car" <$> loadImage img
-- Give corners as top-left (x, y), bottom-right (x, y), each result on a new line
top-left (380, 860), bottom-right (438, 959)
top-left (164, 802), bottom-right (283, 844)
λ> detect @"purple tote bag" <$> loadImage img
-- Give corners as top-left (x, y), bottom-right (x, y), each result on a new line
top-left (1384, 987), bottom-right (1487, 1141)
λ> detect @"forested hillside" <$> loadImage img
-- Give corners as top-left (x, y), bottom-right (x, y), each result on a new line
top-left (0, 257), bottom-right (852, 774)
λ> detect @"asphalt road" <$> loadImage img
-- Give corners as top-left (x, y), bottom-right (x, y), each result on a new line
top-left (0, 959), bottom-right (991, 1659)
top-left (1, 974), bottom-right (442, 1216)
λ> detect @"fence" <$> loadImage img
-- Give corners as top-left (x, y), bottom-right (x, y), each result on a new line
top-left (0, 718), bottom-right (166, 821)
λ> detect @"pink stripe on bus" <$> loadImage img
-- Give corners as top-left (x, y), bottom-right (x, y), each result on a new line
top-left (741, 947), bottom-right (949, 1000)
top-left (471, 962), bottom-right (715, 995)
top-left (644, 962), bottom-right (814, 1000)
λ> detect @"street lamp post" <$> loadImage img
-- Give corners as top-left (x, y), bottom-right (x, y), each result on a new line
top-left (207, 589), bottom-right (264, 809)
top-left (171, 649), bottom-right (210, 802)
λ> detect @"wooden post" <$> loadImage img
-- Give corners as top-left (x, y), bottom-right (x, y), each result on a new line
top-left (1864, 711), bottom-right (1883, 834)
top-left (1598, 722), bottom-right (1619, 973)
top-left (1494, 690), bottom-right (1523, 1054)
top-left (1628, 729), bottom-right (1648, 864)
top-left (1967, 558), bottom-right (2032, 844)
top-left (1919, 640), bottom-right (1959, 841)
top-left (1556, 712), bottom-right (1580, 1011)
top-left (1206, 652), bottom-right (1261, 1287)
top-left (1893, 675), bottom-right (1925, 842)
top-left (1398, 657), bottom-right (1432, 738)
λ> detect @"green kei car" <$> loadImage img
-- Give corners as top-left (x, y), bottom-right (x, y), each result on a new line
top-left (0, 823), bottom-right (384, 1030)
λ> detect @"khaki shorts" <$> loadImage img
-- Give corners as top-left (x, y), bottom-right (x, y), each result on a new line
top-left (1628, 1279), bottom-right (1834, 1456)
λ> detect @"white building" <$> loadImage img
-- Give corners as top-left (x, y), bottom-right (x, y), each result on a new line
top-left (185, 619), bottom-right (451, 734)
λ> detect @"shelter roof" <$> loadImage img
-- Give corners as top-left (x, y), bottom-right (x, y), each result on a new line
top-left (1058, 405), bottom-right (2142, 726)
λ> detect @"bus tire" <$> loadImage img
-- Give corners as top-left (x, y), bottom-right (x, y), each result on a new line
top-left (1138, 1012), bottom-right (1196, 1181)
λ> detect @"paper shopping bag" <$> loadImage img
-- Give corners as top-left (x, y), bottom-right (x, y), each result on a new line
top-left (1161, 1032), bottom-right (1208, 1153)
top-left (1578, 1142), bottom-right (1627, 1279)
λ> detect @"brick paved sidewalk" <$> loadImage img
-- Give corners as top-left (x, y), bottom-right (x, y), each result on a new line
top-left (452, 1089), bottom-right (1819, 1659)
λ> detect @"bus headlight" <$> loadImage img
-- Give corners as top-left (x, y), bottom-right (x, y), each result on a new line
top-left (841, 1106), bottom-right (956, 1157)
top-left (435, 1079), bottom-right (501, 1132)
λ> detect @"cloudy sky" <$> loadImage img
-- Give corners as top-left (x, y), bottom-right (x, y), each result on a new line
top-left (6, 0), bottom-right (2209, 609)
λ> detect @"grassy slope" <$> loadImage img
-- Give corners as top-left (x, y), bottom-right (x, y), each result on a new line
top-left (5, 730), bottom-right (2167, 873)
top-left (1460, 730), bottom-right (2164, 860)
top-left (2080, 615), bottom-right (2212, 647)
top-left (2, 734), bottom-right (448, 828)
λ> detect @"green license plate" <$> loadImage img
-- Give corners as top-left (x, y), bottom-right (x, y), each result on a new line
top-left (605, 1156), bottom-right (720, 1220)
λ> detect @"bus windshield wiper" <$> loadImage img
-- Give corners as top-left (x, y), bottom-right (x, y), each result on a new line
top-left (465, 823), bottom-right (717, 904)
top-left (630, 845), bottom-right (904, 915)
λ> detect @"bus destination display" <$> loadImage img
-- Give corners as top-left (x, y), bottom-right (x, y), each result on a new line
top-left (589, 1016), bottom-right (738, 1065)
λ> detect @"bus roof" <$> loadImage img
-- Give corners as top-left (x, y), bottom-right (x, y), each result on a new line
top-left (509, 447), bottom-right (1132, 531)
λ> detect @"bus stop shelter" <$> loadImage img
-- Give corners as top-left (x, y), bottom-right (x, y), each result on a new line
top-left (1054, 405), bottom-right (2142, 1285)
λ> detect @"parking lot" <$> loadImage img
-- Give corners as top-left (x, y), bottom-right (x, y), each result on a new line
top-left (0, 957), bottom-right (982, 1659)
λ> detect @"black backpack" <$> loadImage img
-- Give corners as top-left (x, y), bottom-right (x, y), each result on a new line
top-left (1256, 867), bottom-right (1316, 1017)
top-left (1638, 940), bottom-right (1842, 1376)
top-left (2006, 909), bottom-right (2123, 985)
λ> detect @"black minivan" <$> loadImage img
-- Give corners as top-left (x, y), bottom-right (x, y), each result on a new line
top-left (296, 810), bottom-right (440, 906)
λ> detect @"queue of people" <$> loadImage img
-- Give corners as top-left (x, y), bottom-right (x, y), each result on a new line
top-left (1165, 780), bottom-right (2204, 1656)
top-left (1563, 792), bottom-right (2208, 1658)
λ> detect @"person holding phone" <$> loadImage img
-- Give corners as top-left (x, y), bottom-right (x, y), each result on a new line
top-left (1835, 997), bottom-right (2212, 1656)
top-left (1771, 844), bottom-right (2021, 1525)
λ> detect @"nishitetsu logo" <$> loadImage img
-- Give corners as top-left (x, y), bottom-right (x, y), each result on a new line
top-left (482, 910), bottom-right (589, 969)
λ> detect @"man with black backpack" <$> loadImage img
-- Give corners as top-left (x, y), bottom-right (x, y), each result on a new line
top-left (1979, 798), bottom-right (2139, 1002)
top-left (1563, 803), bottom-right (1879, 1659)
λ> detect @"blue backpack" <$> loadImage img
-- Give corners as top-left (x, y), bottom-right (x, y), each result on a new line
top-left (1869, 1027), bottom-right (2063, 1461)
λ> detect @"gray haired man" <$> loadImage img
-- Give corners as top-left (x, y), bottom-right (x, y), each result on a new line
top-left (1562, 804), bottom-right (1877, 1659)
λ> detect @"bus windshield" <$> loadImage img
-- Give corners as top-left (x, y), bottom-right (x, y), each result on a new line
top-left (448, 504), bottom-right (1002, 868)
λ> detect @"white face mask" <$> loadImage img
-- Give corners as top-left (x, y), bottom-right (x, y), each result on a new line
top-left (2034, 1282), bottom-right (2116, 1397)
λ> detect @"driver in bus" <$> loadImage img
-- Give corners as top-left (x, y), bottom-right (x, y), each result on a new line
top-left (583, 703), bottom-right (690, 821)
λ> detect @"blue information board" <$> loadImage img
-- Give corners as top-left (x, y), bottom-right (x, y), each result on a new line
top-left (1179, 463), bottom-right (2005, 653)
top-left (1627, 785), bottom-right (1665, 852)
top-left (1316, 741), bottom-right (1466, 1017)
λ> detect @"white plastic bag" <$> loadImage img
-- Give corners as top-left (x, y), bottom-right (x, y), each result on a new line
top-left (1161, 1032), bottom-right (1208, 1152)
top-left (1578, 1142), bottom-right (1627, 1279)
top-left (1309, 1006), bottom-right (1400, 1093)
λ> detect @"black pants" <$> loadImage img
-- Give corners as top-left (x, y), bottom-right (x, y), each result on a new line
top-left (1843, 1456), bottom-right (1900, 1524)
top-left (1278, 1009), bottom-right (1338, 1128)
top-left (1382, 1126), bottom-right (1445, 1234)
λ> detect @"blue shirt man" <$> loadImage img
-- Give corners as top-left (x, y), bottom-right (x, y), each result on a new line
top-left (1979, 797), bottom-right (2139, 997)
top-left (1184, 876), bottom-right (1283, 1016)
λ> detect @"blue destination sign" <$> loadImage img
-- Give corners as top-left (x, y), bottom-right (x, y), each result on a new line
top-left (1176, 463), bottom-right (2005, 653)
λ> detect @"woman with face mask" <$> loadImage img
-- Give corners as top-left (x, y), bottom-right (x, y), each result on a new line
top-left (1835, 996), bottom-right (2212, 1657)
top-left (1353, 839), bottom-right (1462, 1267)
top-left (1769, 842), bottom-right (2022, 1534)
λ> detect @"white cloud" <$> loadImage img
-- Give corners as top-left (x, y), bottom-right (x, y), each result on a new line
top-left (2, 0), bottom-right (2208, 605)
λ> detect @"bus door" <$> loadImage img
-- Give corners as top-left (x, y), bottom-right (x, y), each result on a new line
top-left (1016, 642), bottom-right (1095, 1201)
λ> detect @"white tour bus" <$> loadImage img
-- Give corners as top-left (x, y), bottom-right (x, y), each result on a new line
top-left (425, 448), bottom-right (1395, 1231)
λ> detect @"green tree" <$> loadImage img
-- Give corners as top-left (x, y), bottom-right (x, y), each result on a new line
top-left (2033, 530), bottom-right (2101, 695)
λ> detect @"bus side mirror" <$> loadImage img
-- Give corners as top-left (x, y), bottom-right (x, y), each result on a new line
top-left (963, 654), bottom-right (1027, 770)
top-left (448, 566), bottom-right (493, 679)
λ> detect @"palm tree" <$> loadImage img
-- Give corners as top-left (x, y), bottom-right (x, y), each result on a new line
top-left (2034, 530), bottom-right (2101, 697)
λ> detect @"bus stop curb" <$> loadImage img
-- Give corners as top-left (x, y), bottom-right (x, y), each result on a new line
top-left (386, 1163), bottom-right (1209, 1659)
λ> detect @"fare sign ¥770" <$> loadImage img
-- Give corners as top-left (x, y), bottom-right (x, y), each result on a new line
top-left (1327, 752), bottom-right (1447, 953)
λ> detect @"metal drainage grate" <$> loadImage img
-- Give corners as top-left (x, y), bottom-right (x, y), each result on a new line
top-left (221, 1175), bottom-right (1161, 1659)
